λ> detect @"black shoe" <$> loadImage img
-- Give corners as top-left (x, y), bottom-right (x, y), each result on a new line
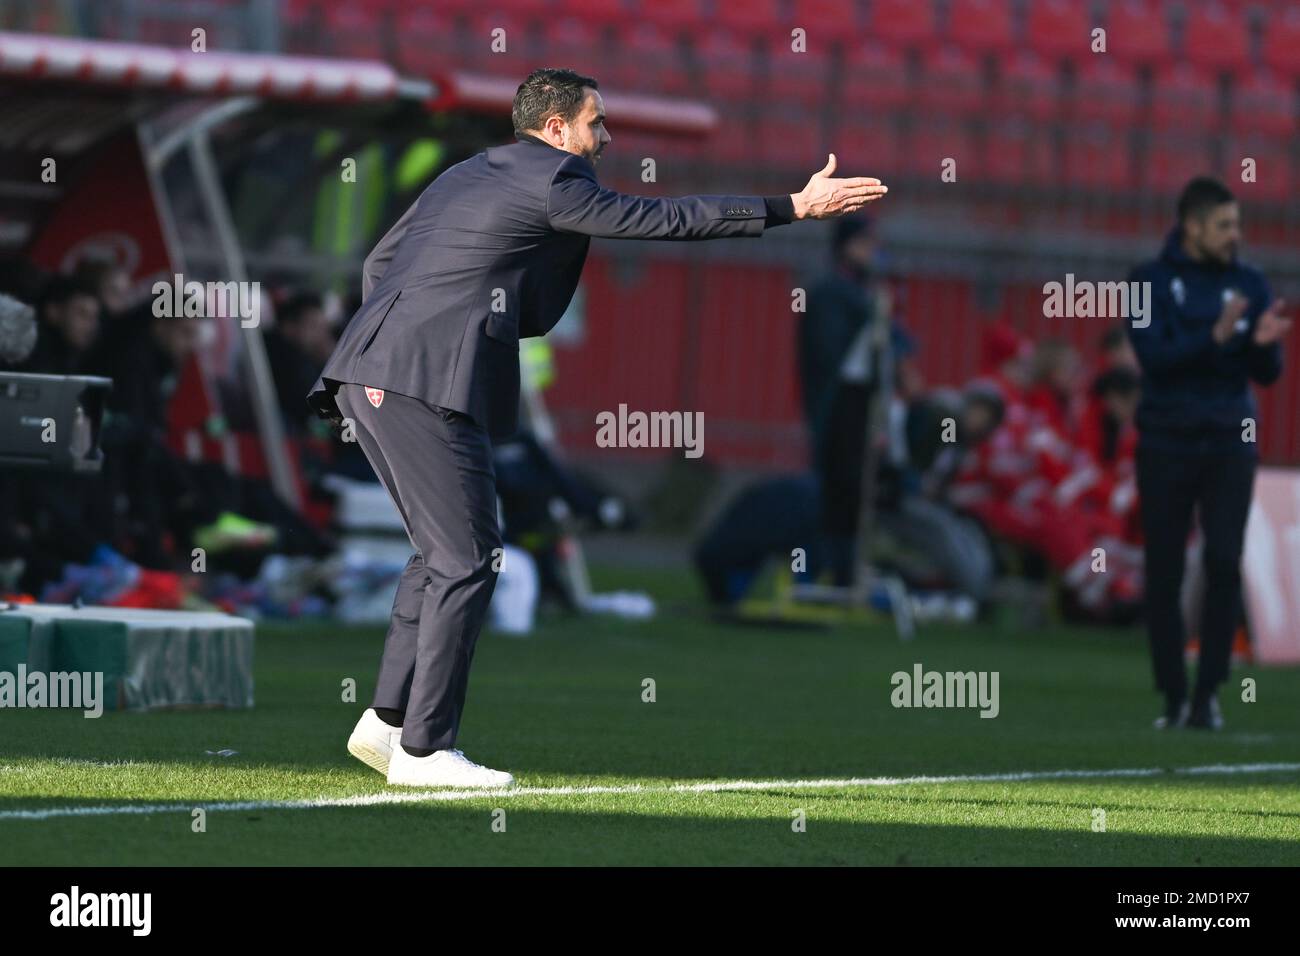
top-left (1188, 695), bottom-right (1224, 731)
top-left (1153, 697), bottom-right (1190, 730)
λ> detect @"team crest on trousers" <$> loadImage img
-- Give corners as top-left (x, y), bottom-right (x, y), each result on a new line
top-left (365, 386), bottom-right (385, 408)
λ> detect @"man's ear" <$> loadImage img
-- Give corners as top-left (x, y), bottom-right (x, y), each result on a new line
top-left (547, 116), bottom-right (573, 146)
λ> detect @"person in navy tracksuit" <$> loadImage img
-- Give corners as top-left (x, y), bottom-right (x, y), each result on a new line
top-left (1127, 177), bottom-right (1292, 731)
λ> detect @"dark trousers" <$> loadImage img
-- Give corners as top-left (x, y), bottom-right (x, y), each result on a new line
top-left (335, 384), bottom-right (501, 751)
top-left (815, 383), bottom-right (871, 587)
top-left (1136, 446), bottom-right (1256, 702)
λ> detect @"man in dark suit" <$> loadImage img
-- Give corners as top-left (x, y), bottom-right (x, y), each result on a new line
top-left (313, 68), bottom-right (889, 788)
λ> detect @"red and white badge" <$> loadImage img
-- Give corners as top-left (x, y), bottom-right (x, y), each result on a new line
top-left (365, 386), bottom-right (385, 408)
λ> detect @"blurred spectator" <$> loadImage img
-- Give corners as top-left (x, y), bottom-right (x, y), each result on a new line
top-left (493, 429), bottom-right (635, 610)
top-left (21, 274), bottom-right (101, 374)
top-left (978, 323), bottom-right (1034, 414)
top-left (92, 314), bottom-right (235, 567)
top-left (945, 377), bottom-right (1142, 622)
top-left (797, 214), bottom-right (889, 586)
top-left (72, 258), bottom-right (134, 317)
top-left (1097, 324), bottom-right (1139, 372)
top-left (1025, 338), bottom-right (1084, 437)
top-left (264, 291), bottom-right (333, 432)
top-left (693, 474), bottom-right (824, 606)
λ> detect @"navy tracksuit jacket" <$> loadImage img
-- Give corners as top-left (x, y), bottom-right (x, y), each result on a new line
top-left (1127, 226), bottom-right (1282, 455)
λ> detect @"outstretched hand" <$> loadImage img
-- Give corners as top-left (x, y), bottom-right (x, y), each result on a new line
top-left (1253, 298), bottom-right (1293, 346)
top-left (791, 153), bottom-right (889, 221)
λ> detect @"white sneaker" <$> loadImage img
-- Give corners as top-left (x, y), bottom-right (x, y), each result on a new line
top-left (347, 708), bottom-right (403, 775)
top-left (386, 746), bottom-right (516, 789)
top-left (1153, 700), bottom-right (1191, 730)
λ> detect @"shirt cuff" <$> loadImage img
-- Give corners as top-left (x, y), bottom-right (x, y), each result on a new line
top-left (763, 194), bottom-right (796, 227)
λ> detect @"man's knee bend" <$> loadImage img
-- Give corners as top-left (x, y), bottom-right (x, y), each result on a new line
top-left (418, 541), bottom-right (498, 583)
top-left (1202, 550), bottom-right (1242, 584)
top-left (1144, 569), bottom-right (1184, 597)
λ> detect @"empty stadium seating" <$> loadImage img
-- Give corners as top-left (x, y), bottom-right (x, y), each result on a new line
top-left (1229, 70), bottom-right (1297, 139)
top-left (947, 0), bottom-right (1016, 55)
top-left (1071, 57), bottom-right (1142, 129)
top-left (1104, 0), bottom-right (1172, 65)
top-left (915, 46), bottom-right (985, 120)
top-left (33, 0), bottom-right (1294, 200)
top-left (1025, 0), bottom-right (1092, 64)
top-left (993, 52), bottom-right (1062, 124)
top-left (869, 0), bottom-right (939, 50)
top-left (1183, 2), bottom-right (1251, 73)
top-left (1150, 63), bottom-right (1220, 133)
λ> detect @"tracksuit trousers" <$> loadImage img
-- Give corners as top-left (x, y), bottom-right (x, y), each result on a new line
top-left (1136, 445), bottom-right (1256, 704)
top-left (335, 383), bottom-right (501, 751)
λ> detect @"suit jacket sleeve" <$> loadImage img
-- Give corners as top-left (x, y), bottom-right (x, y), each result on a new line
top-left (546, 154), bottom-right (768, 240)
top-left (362, 197), bottom-right (420, 301)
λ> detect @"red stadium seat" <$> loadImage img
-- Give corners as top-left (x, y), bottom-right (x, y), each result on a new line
top-left (758, 108), bottom-right (825, 168)
top-left (1026, 0), bottom-right (1092, 64)
top-left (562, 0), bottom-right (630, 23)
top-left (609, 21), bottom-right (690, 95)
top-left (792, 0), bottom-right (860, 33)
top-left (1150, 64), bottom-right (1219, 132)
top-left (831, 116), bottom-right (903, 176)
top-left (606, 130), bottom-right (666, 175)
top-left (323, 4), bottom-right (386, 60)
top-left (1104, 0), bottom-right (1172, 65)
top-left (1062, 123), bottom-right (1133, 190)
top-left (916, 46), bottom-right (984, 118)
top-left (1183, 2), bottom-right (1250, 73)
top-left (1262, 8), bottom-right (1300, 76)
top-left (993, 52), bottom-right (1062, 123)
top-left (947, 0), bottom-right (1016, 55)
top-left (716, 0), bottom-right (784, 37)
top-left (693, 29), bottom-right (760, 100)
top-left (841, 41), bottom-right (908, 112)
top-left (635, 0), bottom-right (706, 31)
top-left (764, 35), bottom-right (833, 109)
top-left (416, 0), bottom-right (487, 16)
top-left (868, 0), bottom-right (938, 50)
top-left (1223, 137), bottom-right (1293, 201)
top-left (701, 110), bottom-right (756, 164)
top-left (1143, 134), bottom-right (1217, 194)
top-left (482, 0), bottom-right (550, 13)
top-left (394, 6), bottom-right (461, 74)
top-left (1229, 70), bottom-right (1297, 138)
top-left (543, 16), bottom-right (606, 67)
top-left (905, 121), bottom-right (978, 182)
top-left (981, 119), bottom-right (1057, 186)
top-left (464, 11), bottom-right (536, 75)
top-left (1071, 57), bottom-right (1142, 129)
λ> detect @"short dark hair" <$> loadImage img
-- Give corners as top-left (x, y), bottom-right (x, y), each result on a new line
top-left (1177, 176), bottom-right (1235, 223)
top-left (512, 68), bottom-right (598, 136)
top-left (832, 214), bottom-right (873, 256)
top-left (1099, 325), bottom-right (1128, 353)
top-left (963, 382), bottom-right (1005, 424)
top-left (1092, 366), bottom-right (1140, 399)
top-left (38, 274), bottom-right (99, 311)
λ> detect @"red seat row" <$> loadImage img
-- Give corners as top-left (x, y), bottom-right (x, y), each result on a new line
top-left (291, 0), bottom-right (1300, 77)
top-left (803, 118), bottom-right (1295, 198)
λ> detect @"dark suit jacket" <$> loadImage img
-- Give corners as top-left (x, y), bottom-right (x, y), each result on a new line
top-left (308, 134), bottom-right (783, 439)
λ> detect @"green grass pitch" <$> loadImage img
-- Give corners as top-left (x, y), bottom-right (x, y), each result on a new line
top-left (1, 565), bottom-right (1297, 866)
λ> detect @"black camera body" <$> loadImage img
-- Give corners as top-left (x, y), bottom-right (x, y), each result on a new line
top-left (0, 372), bottom-right (112, 473)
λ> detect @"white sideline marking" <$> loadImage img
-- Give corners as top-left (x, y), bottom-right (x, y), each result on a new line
top-left (0, 761), bottom-right (1297, 822)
